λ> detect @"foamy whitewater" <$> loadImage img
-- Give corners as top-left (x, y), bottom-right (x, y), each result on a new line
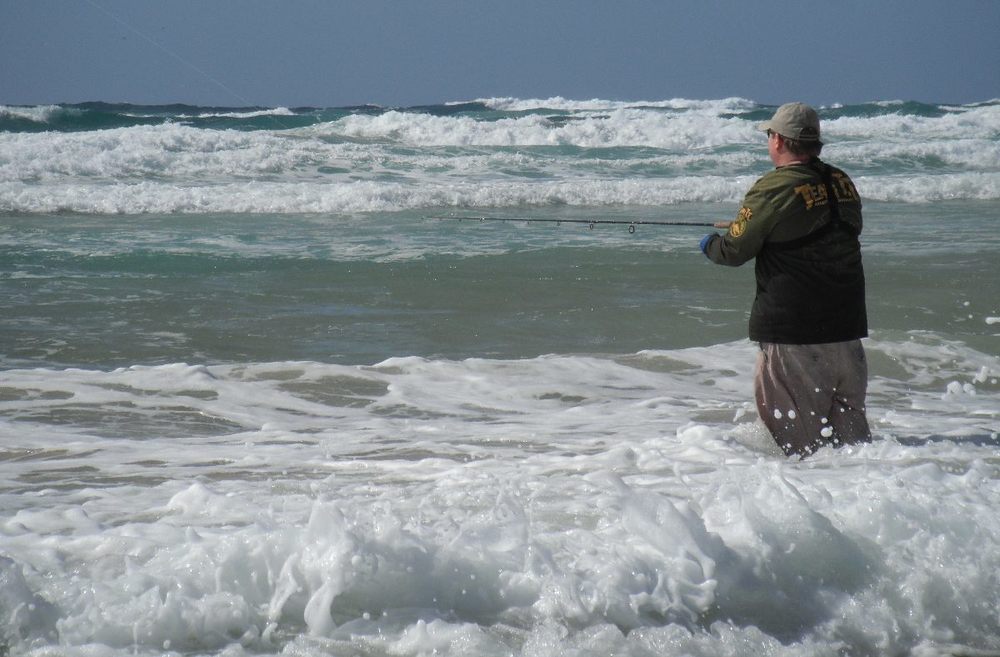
top-left (1, 98), bottom-right (999, 656)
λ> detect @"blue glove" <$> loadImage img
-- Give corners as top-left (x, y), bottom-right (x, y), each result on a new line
top-left (699, 234), bottom-right (714, 255)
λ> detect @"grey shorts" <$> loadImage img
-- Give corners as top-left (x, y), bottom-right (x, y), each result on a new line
top-left (754, 340), bottom-right (871, 457)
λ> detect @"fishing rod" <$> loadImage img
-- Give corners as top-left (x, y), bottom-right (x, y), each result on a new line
top-left (434, 215), bottom-right (718, 233)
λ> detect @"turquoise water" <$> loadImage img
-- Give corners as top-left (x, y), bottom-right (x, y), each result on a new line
top-left (2, 201), bottom-right (996, 367)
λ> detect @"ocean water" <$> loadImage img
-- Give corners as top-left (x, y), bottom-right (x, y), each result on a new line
top-left (1, 97), bottom-right (999, 656)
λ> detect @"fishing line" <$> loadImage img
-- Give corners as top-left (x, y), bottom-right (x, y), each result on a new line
top-left (82, 0), bottom-right (293, 129)
top-left (434, 215), bottom-right (717, 233)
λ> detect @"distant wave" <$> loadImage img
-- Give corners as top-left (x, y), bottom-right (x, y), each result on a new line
top-left (2, 98), bottom-right (998, 214)
top-left (3, 98), bottom-right (996, 134)
top-left (474, 96), bottom-right (759, 113)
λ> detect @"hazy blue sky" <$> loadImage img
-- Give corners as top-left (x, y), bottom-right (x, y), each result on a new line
top-left (3, 0), bottom-right (998, 107)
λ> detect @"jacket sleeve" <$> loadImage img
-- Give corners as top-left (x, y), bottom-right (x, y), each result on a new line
top-left (704, 179), bottom-right (775, 267)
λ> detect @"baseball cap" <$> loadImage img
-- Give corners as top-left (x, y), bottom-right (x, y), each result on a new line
top-left (759, 102), bottom-right (822, 143)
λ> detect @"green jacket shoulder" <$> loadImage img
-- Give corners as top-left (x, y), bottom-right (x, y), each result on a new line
top-left (705, 162), bottom-right (861, 266)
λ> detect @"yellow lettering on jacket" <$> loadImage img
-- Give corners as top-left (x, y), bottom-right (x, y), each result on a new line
top-left (794, 183), bottom-right (828, 210)
top-left (832, 172), bottom-right (860, 202)
top-left (795, 173), bottom-right (860, 210)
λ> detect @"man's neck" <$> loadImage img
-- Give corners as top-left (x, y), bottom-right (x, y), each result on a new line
top-left (774, 154), bottom-right (813, 168)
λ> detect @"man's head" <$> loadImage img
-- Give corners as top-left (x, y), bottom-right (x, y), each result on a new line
top-left (760, 102), bottom-right (823, 163)
top-left (760, 102), bottom-right (822, 143)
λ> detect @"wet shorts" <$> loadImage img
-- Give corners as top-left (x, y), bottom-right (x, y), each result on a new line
top-left (754, 340), bottom-right (871, 457)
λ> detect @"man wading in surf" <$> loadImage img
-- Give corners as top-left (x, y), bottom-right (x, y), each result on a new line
top-left (699, 102), bottom-right (872, 457)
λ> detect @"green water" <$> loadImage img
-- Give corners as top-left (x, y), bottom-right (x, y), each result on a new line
top-left (1, 201), bottom-right (997, 369)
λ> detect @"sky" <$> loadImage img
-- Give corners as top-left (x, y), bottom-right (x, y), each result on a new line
top-left (2, 0), bottom-right (998, 108)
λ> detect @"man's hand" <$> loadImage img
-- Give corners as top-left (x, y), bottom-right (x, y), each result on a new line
top-left (713, 221), bottom-right (732, 230)
top-left (699, 234), bottom-right (714, 255)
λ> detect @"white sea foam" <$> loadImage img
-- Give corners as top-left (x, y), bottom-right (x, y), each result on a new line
top-left (826, 103), bottom-right (1000, 142)
top-left (476, 96), bottom-right (758, 113)
top-left (178, 107), bottom-right (298, 119)
top-left (2, 100), bottom-right (999, 214)
top-left (325, 108), bottom-right (756, 149)
top-left (0, 176), bottom-right (747, 214)
top-left (0, 335), bottom-right (998, 655)
top-left (0, 124), bottom-right (320, 183)
top-left (0, 104), bottom-right (68, 123)
top-left (6, 170), bottom-right (999, 215)
top-left (856, 171), bottom-right (1000, 202)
